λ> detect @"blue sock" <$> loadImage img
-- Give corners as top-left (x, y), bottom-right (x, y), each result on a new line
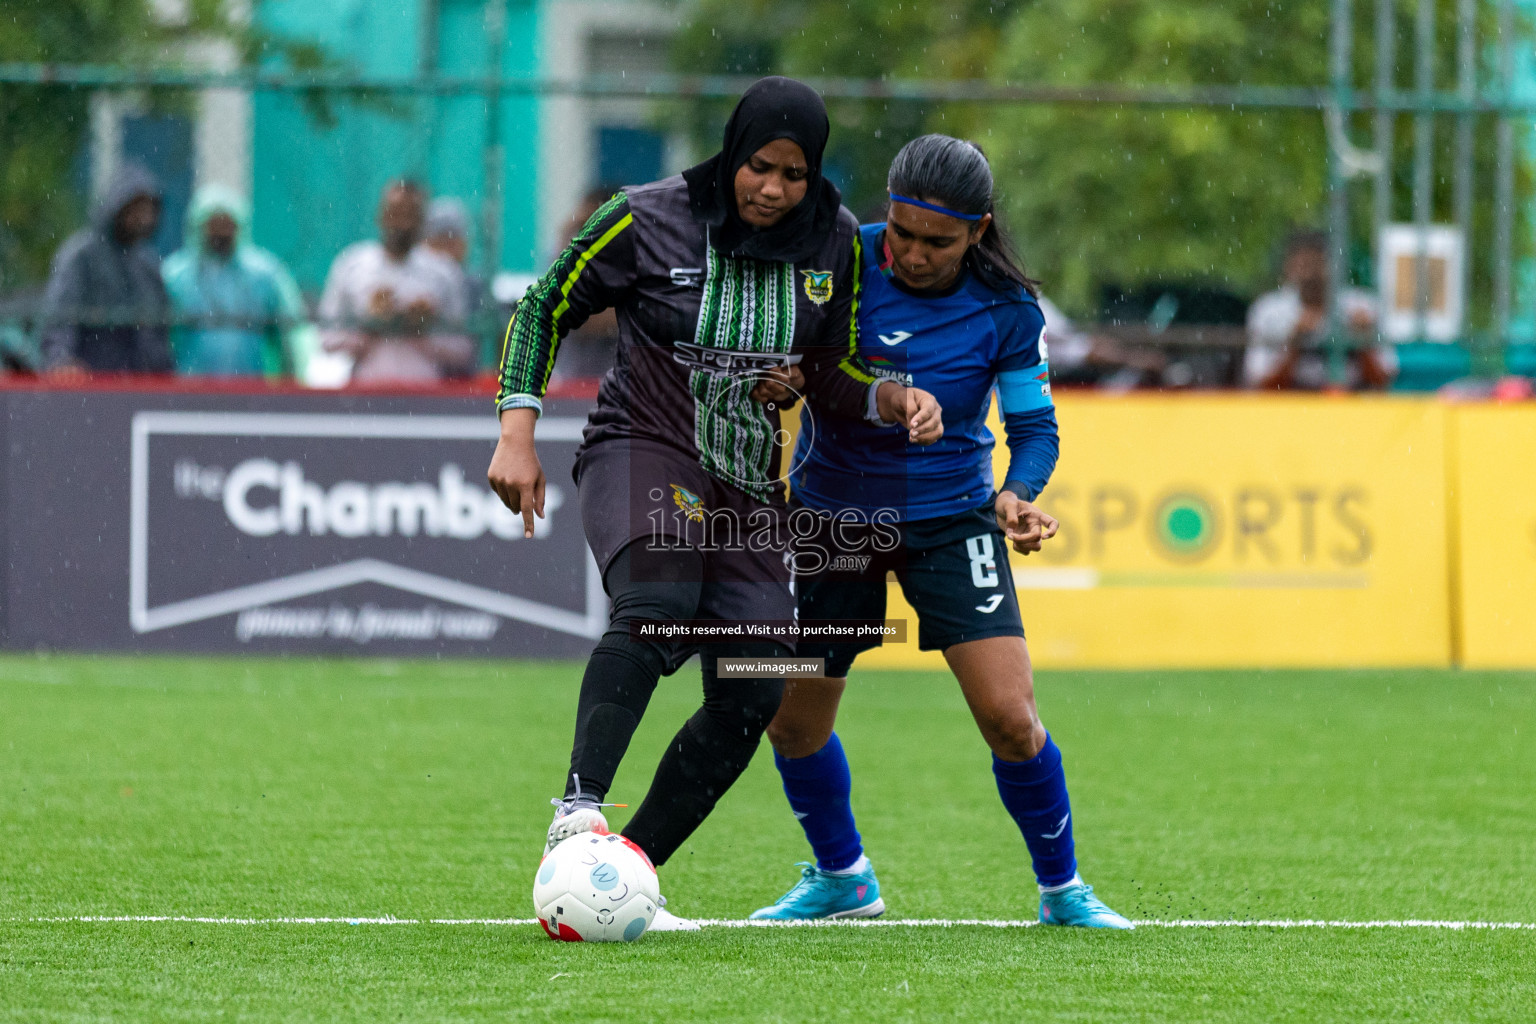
top-left (992, 734), bottom-right (1077, 888)
top-left (773, 732), bottom-right (863, 872)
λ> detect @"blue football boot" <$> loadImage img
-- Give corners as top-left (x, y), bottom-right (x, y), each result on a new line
top-left (750, 861), bottom-right (886, 921)
top-left (1039, 878), bottom-right (1134, 929)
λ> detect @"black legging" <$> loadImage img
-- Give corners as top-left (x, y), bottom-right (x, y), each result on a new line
top-left (564, 542), bottom-right (785, 866)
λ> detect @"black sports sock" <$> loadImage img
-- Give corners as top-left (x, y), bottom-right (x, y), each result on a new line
top-left (621, 645), bottom-right (785, 865)
top-left (562, 542), bottom-right (703, 802)
top-left (565, 641), bottom-right (663, 802)
top-left (620, 710), bottom-right (757, 865)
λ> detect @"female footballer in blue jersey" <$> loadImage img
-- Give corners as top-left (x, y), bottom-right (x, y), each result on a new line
top-left (749, 135), bottom-right (1131, 928)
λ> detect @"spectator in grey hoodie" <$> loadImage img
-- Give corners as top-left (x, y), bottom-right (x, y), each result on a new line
top-left (40, 162), bottom-right (173, 373)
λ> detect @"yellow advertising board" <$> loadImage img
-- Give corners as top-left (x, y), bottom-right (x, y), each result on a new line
top-left (862, 394), bottom-right (1452, 669)
top-left (1451, 405), bottom-right (1536, 667)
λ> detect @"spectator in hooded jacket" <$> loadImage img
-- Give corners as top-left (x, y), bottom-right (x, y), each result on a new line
top-left (161, 183), bottom-right (315, 378)
top-left (39, 162), bottom-right (173, 373)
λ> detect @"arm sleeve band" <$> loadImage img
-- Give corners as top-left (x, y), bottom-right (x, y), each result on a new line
top-left (996, 364), bottom-right (1053, 413)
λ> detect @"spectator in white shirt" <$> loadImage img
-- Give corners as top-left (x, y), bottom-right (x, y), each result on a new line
top-left (1243, 231), bottom-right (1393, 391)
top-left (318, 180), bottom-right (475, 384)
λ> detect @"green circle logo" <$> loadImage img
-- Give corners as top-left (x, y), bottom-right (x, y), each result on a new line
top-left (1151, 492), bottom-right (1221, 561)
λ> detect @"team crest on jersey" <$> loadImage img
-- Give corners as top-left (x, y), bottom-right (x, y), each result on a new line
top-left (801, 270), bottom-right (834, 305)
top-left (670, 484), bottom-right (705, 523)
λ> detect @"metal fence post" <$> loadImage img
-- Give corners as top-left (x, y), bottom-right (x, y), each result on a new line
top-left (1328, 0), bottom-right (1354, 384)
top-left (1454, 0), bottom-right (1486, 370)
top-left (420, 0), bottom-right (442, 178)
top-left (1373, 0), bottom-right (1396, 253)
top-left (481, 0), bottom-right (508, 283)
top-left (1412, 0), bottom-right (1436, 344)
top-left (1493, 0), bottom-right (1516, 349)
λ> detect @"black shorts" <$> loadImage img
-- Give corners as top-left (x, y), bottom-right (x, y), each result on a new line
top-left (793, 502), bottom-right (1024, 677)
top-left (575, 438), bottom-right (794, 629)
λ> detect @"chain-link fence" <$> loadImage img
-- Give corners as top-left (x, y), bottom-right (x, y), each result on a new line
top-left (0, 0), bottom-right (1531, 389)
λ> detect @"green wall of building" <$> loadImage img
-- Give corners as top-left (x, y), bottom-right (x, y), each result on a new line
top-left (251, 0), bottom-right (541, 290)
top-left (1512, 0), bottom-right (1536, 341)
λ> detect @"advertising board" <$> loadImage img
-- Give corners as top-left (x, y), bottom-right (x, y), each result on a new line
top-left (1, 391), bottom-right (601, 657)
top-left (861, 395), bottom-right (1453, 669)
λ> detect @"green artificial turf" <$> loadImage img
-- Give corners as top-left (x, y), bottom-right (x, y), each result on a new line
top-left (1, 656), bottom-right (1532, 1022)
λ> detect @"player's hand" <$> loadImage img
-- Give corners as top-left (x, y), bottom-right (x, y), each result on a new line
top-left (877, 383), bottom-right (943, 445)
top-left (995, 491), bottom-right (1058, 555)
top-left (751, 364), bottom-right (804, 405)
top-left (487, 408), bottom-right (546, 538)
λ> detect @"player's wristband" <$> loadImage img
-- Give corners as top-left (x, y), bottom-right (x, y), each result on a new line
top-left (864, 381), bottom-right (892, 426)
top-left (497, 393), bottom-right (543, 418)
top-left (1001, 480), bottom-right (1034, 501)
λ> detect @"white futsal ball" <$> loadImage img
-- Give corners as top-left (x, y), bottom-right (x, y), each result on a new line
top-left (533, 830), bottom-right (660, 942)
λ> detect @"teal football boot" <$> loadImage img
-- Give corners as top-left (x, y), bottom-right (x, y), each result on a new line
top-left (1039, 878), bottom-right (1134, 929)
top-left (750, 862), bottom-right (885, 921)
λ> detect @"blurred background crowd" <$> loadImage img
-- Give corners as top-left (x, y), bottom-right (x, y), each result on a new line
top-left (2, 0), bottom-right (1533, 394)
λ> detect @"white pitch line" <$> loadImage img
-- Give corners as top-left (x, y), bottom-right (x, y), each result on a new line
top-left (15, 916), bottom-right (1536, 931)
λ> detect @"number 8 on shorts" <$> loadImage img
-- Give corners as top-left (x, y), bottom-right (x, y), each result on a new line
top-left (967, 534), bottom-right (999, 588)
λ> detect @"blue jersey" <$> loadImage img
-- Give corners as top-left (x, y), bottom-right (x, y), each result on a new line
top-left (792, 224), bottom-right (1059, 521)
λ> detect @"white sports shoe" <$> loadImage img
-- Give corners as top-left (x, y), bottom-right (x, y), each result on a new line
top-left (544, 803), bottom-right (609, 854)
top-left (648, 896), bottom-right (701, 932)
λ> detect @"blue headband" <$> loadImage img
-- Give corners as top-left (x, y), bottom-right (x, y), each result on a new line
top-left (888, 192), bottom-right (986, 222)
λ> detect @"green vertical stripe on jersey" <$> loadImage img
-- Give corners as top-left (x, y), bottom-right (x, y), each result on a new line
top-left (688, 242), bottom-right (796, 500)
top-left (840, 233), bottom-right (875, 384)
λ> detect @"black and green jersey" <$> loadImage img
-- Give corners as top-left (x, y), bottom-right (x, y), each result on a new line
top-left (496, 176), bottom-right (873, 502)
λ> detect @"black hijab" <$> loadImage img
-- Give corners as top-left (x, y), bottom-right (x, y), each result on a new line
top-left (682, 76), bottom-right (842, 264)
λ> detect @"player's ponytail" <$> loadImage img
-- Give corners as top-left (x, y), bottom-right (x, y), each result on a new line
top-left (886, 134), bottom-right (1039, 297)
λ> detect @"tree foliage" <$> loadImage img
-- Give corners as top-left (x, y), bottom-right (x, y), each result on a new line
top-left (672, 0), bottom-right (1019, 219)
top-left (982, 0), bottom-right (1334, 309)
top-left (677, 0), bottom-right (1524, 318)
top-left (0, 0), bottom-right (230, 289)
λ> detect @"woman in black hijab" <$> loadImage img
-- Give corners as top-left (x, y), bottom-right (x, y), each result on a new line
top-left (489, 77), bottom-right (940, 933)
top-left (683, 76), bottom-right (845, 262)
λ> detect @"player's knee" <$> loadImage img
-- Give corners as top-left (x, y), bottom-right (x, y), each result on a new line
top-left (685, 687), bottom-right (781, 769)
top-left (735, 679), bottom-right (787, 735)
top-left (701, 678), bottom-right (784, 746)
top-left (984, 706), bottom-right (1046, 762)
top-left (591, 629), bottom-right (672, 679)
top-left (765, 713), bottom-right (832, 759)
